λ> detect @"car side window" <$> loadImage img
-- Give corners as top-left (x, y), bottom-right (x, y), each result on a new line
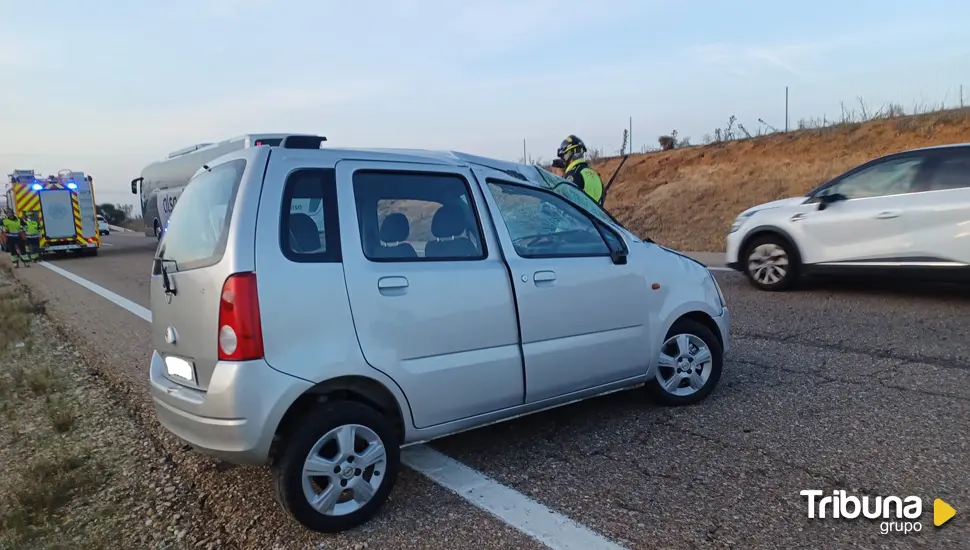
top-left (279, 168), bottom-right (341, 263)
top-left (925, 153), bottom-right (970, 191)
top-left (486, 180), bottom-right (611, 258)
top-left (824, 157), bottom-right (925, 200)
top-left (353, 170), bottom-right (486, 262)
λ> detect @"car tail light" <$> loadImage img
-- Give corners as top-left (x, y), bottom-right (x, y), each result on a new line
top-left (218, 272), bottom-right (264, 361)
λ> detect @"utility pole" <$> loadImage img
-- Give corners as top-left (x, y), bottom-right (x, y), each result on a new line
top-left (785, 86), bottom-right (789, 132)
top-left (522, 139), bottom-right (527, 163)
top-left (629, 117), bottom-right (633, 153)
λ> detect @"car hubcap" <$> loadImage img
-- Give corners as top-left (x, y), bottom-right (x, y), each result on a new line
top-left (301, 424), bottom-right (387, 516)
top-left (656, 333), bottom-right (713, 396)
top-left (747, 243), bottom-right (788, 285)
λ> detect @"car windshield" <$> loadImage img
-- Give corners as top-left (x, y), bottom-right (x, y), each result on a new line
top-left (529, 165), bottom-right (634, 233)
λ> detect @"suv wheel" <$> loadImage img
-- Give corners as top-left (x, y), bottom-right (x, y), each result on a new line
top-left (647, 318), bottom-right (723, 406)
top-left (274, 401), bottom-right (400, 533)
top-left (743, 235), bottom-right (799, 291)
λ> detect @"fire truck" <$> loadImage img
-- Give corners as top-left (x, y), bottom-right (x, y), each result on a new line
top-left (3, 169), bottom-right (102, 256)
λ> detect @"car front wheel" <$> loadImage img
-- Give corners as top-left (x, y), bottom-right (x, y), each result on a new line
top-left (743, 235), bottom-right (799, 291)
top-left (647, 318), bottom-right (724, 406)
top-left (274, 400), bottom-right (400, 533)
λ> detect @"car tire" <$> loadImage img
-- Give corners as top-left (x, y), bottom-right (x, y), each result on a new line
top-left (273, 400), bottom-right (400, 533)
top-left (742, 234), bottom-right (799, 291)
top-left (647, 318), bottom-right (724, 406)
top-left (153, 220), bottom-right (161, 240)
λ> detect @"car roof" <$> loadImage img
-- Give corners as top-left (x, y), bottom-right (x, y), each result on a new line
top-left (902, 142), bottom-right (970, 153)
top-left (317, 147), bottom-right (550, 185)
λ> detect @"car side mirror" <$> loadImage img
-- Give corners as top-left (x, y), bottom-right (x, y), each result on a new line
top-left (551, 159), bottom-right (565, 169)
top-left (817, 192), bottom-right (847, 211)
top-left (131, 177), bottom-right (142, 194)
top-left (610, 248), bottom-right (628, 265)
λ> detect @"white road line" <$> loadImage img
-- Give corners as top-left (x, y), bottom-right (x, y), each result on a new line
top-left (707, 266), bottom-right (734, 272)
top-left (402, 445), bottom-right (627, 550)
top-left (33, 261), bottom-right (630, 550)
top-left (38, 262), bottom-right (152, 322)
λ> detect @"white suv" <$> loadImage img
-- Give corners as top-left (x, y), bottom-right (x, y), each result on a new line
top-left (726, 144), bottom-right (970, 291)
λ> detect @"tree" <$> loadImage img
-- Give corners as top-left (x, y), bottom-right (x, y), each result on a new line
top-left (97, 203), bottom-right (127, 225)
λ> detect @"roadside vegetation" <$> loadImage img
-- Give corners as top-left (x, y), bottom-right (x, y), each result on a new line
top-left (0, 269), bottom-right (214, 549)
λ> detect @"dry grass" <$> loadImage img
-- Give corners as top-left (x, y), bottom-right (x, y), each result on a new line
top-left (591, 105), bottom-right (970, 252)
top-left (0, 269), bottom-right (204, 549)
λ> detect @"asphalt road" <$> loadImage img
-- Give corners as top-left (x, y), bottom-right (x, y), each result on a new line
top-left (9, 232), bottom-right (970, 549)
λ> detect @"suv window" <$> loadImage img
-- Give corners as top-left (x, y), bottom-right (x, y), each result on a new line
top-left (159, 159), bottom-right (245, 270)
top-left (824, 156), bottom-right (925, 200)
top-left (280, 168), bottom-right (340, 262)
top-left (926, 153), bottom-right (970, 191)
top-left (353, 171), bottom-right (486, 261)
top-left (487, 180), bottom-right (612, 258)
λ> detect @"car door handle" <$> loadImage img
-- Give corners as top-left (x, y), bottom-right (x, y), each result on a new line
top-left (874, 211), bottom-right (900, 219)
top-left (533, 270), bottom-right (556, 284)
top-left (377, 276), bottom-right (409, 290)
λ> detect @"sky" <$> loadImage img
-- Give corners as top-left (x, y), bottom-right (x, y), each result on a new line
top-left (2, 0), bottom-right (969, 210)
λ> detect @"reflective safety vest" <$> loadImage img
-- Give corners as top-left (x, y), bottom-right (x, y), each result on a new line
top-left (25, 220), bottom-right (39, 236)
top-left (564, 159), bottom-right (604, 204)
top-left (2, 217), bottom-right (21, 233)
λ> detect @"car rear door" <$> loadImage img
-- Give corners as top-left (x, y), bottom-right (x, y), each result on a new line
top-left (475, 171), bottom-right (652, 404)
top-left (901, 148), bottom-right (970, 266)
top-left (150, 148), bottom-right (267, 391)
top-left (796, 154), bottom-right (930, 264)
top-left (336, 160), bottom-right (524, 429)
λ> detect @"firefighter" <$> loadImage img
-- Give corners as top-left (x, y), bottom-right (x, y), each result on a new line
top-left (555, 135), bottom-right (605, 205)
top-left (23, 213), bottom-right (41, 262)
top-left (2, 209), bottom-right (26, 267)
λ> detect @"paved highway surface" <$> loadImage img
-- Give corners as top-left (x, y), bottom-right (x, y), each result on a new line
top-left (10, 232), bottom-right (970, 549)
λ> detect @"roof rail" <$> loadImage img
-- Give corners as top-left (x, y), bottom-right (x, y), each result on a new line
top-left (167, 143), bottom-right (214, 159)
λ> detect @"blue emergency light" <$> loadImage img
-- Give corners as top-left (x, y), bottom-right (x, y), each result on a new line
top-left (31, 183), bottom-right (42, 191)
top-left (66, 182), bottom-right (78, 190)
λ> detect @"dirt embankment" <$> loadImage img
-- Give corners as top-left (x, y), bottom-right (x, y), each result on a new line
top-left (594, 107), bottom-right (970, 252)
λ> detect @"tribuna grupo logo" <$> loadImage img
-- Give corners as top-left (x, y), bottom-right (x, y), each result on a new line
top-left (801, 490), bottom-right (923, 534)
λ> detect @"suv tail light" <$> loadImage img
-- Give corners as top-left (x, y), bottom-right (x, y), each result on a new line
top-left (218, 272), bottom-right (264, 361)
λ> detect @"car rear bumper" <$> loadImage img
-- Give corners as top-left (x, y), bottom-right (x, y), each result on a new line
top-left (149, 351), bottom-right (313, 465)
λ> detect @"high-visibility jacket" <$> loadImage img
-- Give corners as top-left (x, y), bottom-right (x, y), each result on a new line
top-left (25, 220), bottom-right (39, 235)
top-left (2, 217), bottom-right (21, 234)
top-left (564, 159), bottom-right (604, 205)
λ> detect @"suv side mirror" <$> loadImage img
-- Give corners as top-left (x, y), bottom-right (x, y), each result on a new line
top-left (817, 192), bottom-right (847, 211)
top-left (131, 177), bottom-right (143, 194)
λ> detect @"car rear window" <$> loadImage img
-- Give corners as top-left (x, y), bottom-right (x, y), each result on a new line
top-left (158, 159), bottom-right (246, 270)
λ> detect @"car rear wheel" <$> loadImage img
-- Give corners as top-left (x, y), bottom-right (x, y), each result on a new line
top-left (743, 235), bottom-right (799, 291)
top-left (647, 318), bottom-right (723, 406)
top-left (274, 400), bottom-right (400, 533)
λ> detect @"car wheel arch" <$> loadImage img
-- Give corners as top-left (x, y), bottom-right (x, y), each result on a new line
top-left (740, 226), bottom-right (802, 266)
top-left (270, 375), bottom-right (406, 464)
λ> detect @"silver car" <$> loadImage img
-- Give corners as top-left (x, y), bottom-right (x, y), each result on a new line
top-left (148, 141), bottom-right (731, 533)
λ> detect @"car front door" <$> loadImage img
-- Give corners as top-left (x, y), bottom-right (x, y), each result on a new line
top-left (796, 154), bottom-right (930, 264)
top-left (336, 160), bottom-right (524, 429)
top-left (477, 173), bottom-right (652, 404)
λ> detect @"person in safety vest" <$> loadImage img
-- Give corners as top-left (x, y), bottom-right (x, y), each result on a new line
top-left (23, 213), bottom-right (40, 262)
top-left (2, 209), bottom-right (27, 267)
top-left (556, 134), bottom-right (604, 205)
